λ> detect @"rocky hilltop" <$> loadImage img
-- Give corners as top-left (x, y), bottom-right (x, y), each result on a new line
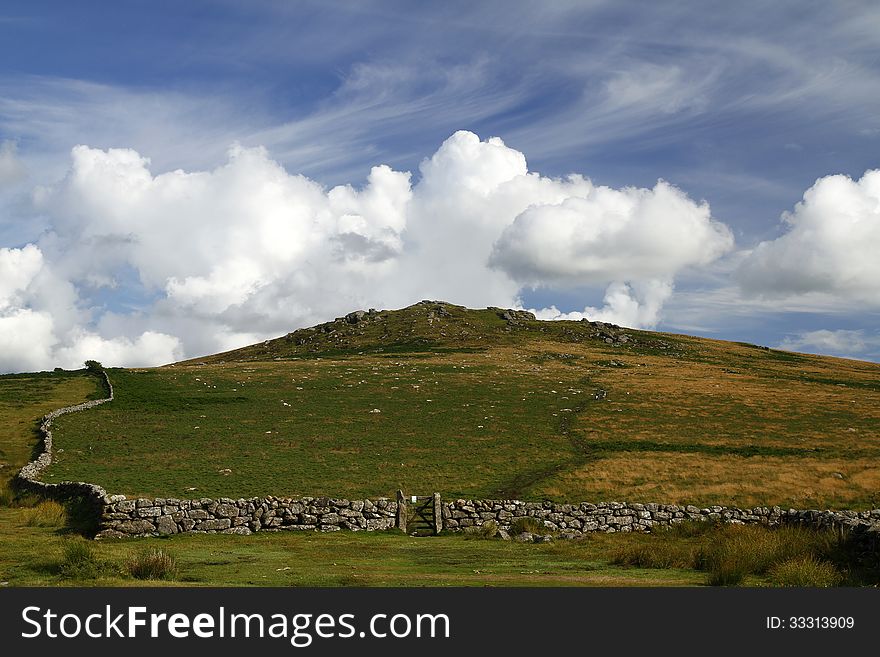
top-left (181, 300), bottom-right (666, 364)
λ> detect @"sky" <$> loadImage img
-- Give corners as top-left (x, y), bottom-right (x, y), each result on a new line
top-left (1, 0), bottom-right (879, 372)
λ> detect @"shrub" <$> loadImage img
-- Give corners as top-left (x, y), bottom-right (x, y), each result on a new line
top-left (59, 540), bottom-right (108, 580)
top-left (510, 516), bottom-right (546, 536)
top-left (462, 520), bottom-right (499, 539)
top-left (126, 548), bottom-right (178, 580)
top-left (22, 500), bottom-right (65, 527)
top-left (768, 556), bottom-right (843, 587)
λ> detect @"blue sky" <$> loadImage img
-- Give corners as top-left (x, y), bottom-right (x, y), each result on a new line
top-left (1, 0), bottom-right (879, 370)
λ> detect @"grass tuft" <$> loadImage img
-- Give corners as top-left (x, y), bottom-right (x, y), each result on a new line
top-left (22, 500), bottom-right (65, 527)
top-left (58, 540), bottom-right (114, 580)
top-left (653, 519), bottom-right (719, 538)
top-left (125, 548), bottom-right (178, 580)
top-left (0, 483), bottom-right (42, 509)
top-left (0, 484), bottom-right (18, 507)
top-left (609, 521), bottom-right (853, 587)
top-left (475, 519), bottom-right (498, 538)
top-left (510, 516), bottom-right (547, 535)
top-left (768, 555), bottom-right (843, 587)
top-left (611, 541), bottom-right (697, 569)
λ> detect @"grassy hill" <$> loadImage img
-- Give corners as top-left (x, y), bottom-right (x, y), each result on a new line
top-left (43, 301), bottom-right (880, 508)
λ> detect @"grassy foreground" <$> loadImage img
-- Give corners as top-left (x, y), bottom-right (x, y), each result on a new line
top-left (0, 514), bottom-right (703, 587)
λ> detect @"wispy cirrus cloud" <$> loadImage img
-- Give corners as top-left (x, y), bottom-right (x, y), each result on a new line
top-left (0, 139), bottom-right (26, 189)
top-left (3, 2), bottom-right (879, 185)
top-left (0, 77), bottom-right (260, 175)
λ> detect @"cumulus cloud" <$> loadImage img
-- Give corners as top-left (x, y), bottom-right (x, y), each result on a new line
top-left (778, 329), bottom-right (880, 360)
top-left (738, 169), bottom-right (880, 303)
top-left (0, 244), bottom-right (43, 309)
top-left (529, 281), bottom-right (675, 329)
top-left (53, 330), bottom-right (183, 369)
top-left (0, 309), bottom-right (56, 373)
top-left (0, 243), bottom-right (183, 372)
top-left (0, 131), bottom-right (732, 371)
top-left (38, 143), bottom-right (412, 310)
top-left (490, 181), bottom-right (732, 284)
top-left (491, 178), bottom-right (732, 327)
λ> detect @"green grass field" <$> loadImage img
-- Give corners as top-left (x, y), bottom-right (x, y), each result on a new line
top-left (42, 302), bottom-right (880, 508)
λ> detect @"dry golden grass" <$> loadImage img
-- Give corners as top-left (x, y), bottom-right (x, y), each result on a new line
top-left (20, 500), bottom-right (66, 527)
top-left (581, 351), bottom-right (880, 452)
top-left (538, 451), bottom-right (880, 508)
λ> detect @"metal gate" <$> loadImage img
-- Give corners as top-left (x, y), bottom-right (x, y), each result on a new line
top-left (397, 491), bottom-right (442, 535)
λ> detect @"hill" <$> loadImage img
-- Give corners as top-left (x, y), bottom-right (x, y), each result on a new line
top-left (44, 301), bottom-right (880, 508)
top-left (182, 300), bottom-right (672, 363)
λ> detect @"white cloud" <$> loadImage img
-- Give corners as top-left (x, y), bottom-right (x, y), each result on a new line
top-left (528, 280), bottom-right (675, 329)
top-left (490, 180), bottom-right (732, 285)
top-left (0, 140), bottom-right (26, 189)
top-left (777, 329), bottom-right (880, 360)
top-left (417, 132), bottom-right (528, 196)
top-left (0, 244), bottom-right (42, 309)
top-left (737, 169), bottom-right (880, 303)
top-left (490, 178), bottom-right (733, 328)
top-left (54, 330), bottom-right (183, 369)
top-left (36, 143), bottom-right (412, 313)
top-left (0, 243), bottom-right (182, 372)
top-left (0, 131), bottom-right (733, 371)
top-left (604, 64), bottom-right (708, 115)
top-left (0, 302), bottom-right (183, 373)
top-left (0, 309), bottom-right (56, 373)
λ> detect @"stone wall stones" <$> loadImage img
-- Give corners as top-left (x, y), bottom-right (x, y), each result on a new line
top-left (442, 499), bottom-right (880, 540)
top-left (97, 496), bottom-right (398, 538)
top-left (95, 494), bottom-right (880, 539)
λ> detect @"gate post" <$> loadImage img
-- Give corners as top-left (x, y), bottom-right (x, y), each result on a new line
top-left (433, 492), bottom-right (442, 534)
top-left (396, 489), bottom-right (407, 533)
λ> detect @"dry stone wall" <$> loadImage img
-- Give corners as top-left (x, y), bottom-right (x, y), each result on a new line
top-left (97, 496), bottom-right (398, 538)
top-left (94, 494), bottom-right (880, 540)
top-left (442, 499), bottom-right (880, 540)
